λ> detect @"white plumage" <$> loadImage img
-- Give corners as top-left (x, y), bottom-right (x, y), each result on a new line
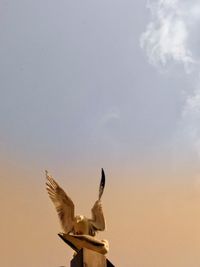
top-left (45, 170), bottom-right (105, 236)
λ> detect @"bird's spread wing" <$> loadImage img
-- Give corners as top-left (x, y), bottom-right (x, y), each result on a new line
top-left (90, 200), bottom-right (105, 232)
top-left (90, 169), bottom-right (106, 232)
top-left (45, 171), bottom-right (75, 233)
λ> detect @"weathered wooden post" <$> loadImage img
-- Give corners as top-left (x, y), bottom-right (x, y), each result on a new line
top-left (71, 248), bottom-right (114, 267)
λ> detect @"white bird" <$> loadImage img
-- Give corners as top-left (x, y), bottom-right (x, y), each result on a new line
top-left (45, 170), bottom-right (106, 237)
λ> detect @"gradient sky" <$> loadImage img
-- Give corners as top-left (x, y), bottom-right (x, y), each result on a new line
top-left (1, 1), bottom-right (200, 266)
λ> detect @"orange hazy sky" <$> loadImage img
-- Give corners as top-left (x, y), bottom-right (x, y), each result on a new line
top-left (1, 156), bottom-right (200, 267)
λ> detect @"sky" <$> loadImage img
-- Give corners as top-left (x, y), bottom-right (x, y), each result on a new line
top-left (1, 0), bottom-right (200, 266)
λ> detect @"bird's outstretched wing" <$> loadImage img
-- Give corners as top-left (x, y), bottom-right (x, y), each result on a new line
top-left (45, 170), bottom-right (75, 233)
top-left (90, 200), bottom-right (106, 232)
top-left (90, 169), bottom-right (106, 232)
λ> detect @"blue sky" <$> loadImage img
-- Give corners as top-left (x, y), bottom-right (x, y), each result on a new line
top-left (0, 0), bottom-right (193, 172)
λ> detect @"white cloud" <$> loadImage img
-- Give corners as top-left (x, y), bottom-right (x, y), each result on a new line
top-left (140, 0), bottom-right (200, 160)
top-left (90, 108), bottom-right (121, 148)
top-left (140, 0), bottom-right (200, 72)
top-left (182, 86), bottom-right (200, 158)
top-left (99, 109), bottom-right (120, 126)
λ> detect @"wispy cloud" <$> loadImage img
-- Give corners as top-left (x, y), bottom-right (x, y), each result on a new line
top-left (182, 86), bottom-right (200, 158)
top-left (140, 0), bottom-right (200, 160)
top-left (140, 0), bottom-right (200, 72)
top-left (90, 108), bottom-right (121, 152)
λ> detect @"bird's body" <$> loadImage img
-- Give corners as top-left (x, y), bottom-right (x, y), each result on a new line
top-left (73, 215), bottom-right (90, 235)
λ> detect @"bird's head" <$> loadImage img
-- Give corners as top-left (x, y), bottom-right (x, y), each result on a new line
top-left (75, 215), bottom-right (84, 223)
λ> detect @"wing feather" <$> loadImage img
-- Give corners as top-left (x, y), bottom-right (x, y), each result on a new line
top-left (90, 200), bottom-right (105, 232)
top-left (45, 171), bottom-right (75, 233)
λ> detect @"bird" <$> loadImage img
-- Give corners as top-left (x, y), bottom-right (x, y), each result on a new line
top-left (45, 169), bottom-right (106, 237)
